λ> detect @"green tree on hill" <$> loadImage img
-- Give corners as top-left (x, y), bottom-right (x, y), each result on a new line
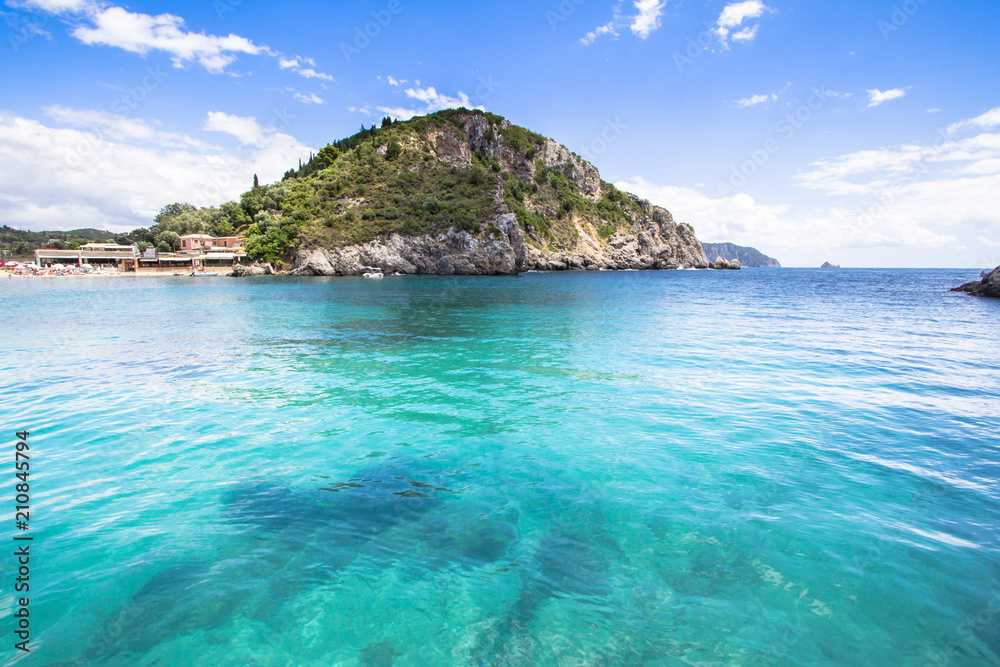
top-left (385, 138), bottom-right (402, 161)
top-left (156, 231), bottom-right (180, 252)
top-left (155, 203), bottom-right (197, 226)
top-left (244, 212), bottom-right (298, 263)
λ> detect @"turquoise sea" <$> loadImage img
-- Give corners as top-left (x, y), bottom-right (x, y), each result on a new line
top-left (2, 269), bottom-right (999, 666)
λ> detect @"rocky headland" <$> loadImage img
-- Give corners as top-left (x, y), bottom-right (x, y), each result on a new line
top-left (222, 109), bottom-right (714, 277)
top-left (701, 242), bottom-right (779, 268)
top-left (951, 266), bottom-right (1000, 299)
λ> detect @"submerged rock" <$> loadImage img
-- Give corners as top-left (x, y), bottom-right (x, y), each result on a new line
top-left (952, 265), bottom-right (1000, 299)
top-left (360, 640), bottom-right (399, 667)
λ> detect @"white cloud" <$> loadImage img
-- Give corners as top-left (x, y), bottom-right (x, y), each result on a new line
top-left (581, 22), bottom-right (617, 46)
top-left (733, 82), bottom-right (789, 108)
top-left (630, 0), bottom-right (665, 38)
top-left (385, 75), bottom-right (407, 87)
top-left (71, 6), bottom-right (268, 73)
top-left (731, 25), bottom-right (759, 42)
top-left (43, 105), bottom-right (208, 149)
top-left (867, 88), bottom-right (906, 107)
top-left (947, 107), bottom-right (1000, 134)
top-left (9, 0), bottom-right (90, 14)
top-left (796, 111), bottom-right (1000, 195)
top-left (14, 1), bottom-right (333, 79)
top-left (718, 0), bottom-right (768, 28)
top-left (203, 112), bottom-right (267, 145)
top-left (617, 176), bottom-right (961, 256)
top-left (278, 55), bottom-right (334, 81)
top-left (581, 0), bottom-right (667, 46)
top-left (715, 1), bottom-right (772, 47)
top-left (735, 93), bottom-right (776, 108)
top-left (373, 86), bottom-right (484, 121)
top-left (614, 109), bottom-right (1000, 263)
top-left (0, 111), bottom-right (313, 232)
top-left (292, 91), bottom-right (325, 105)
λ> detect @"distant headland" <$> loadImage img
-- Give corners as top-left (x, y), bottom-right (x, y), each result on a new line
top-left (701, 242), bottom-right (780, 268)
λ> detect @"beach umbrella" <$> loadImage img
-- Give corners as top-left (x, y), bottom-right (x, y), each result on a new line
top-left (52, 263), bottom-right (65, 269)
top-left (3, 261), bottom-right (19, 267)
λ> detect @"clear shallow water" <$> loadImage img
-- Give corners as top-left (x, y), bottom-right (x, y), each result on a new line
top-left (1, 269), bottom-right (999, 666)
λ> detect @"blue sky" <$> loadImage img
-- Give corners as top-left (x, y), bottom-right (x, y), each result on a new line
top-left (1, 0), bottom-right (998, 267)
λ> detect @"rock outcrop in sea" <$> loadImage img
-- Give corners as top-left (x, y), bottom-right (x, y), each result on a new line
top-left (709, 256), bottom-right (741, 270)
top-left (951, 266), bottom-right (1000, 299)
top-left (820, 262), bottom-right (840, 269)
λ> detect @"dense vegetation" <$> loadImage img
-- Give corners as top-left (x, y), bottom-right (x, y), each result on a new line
top-left (261, 108), bottom-right (647, 261)
top-left (3, 109), bottom-right (652, 266)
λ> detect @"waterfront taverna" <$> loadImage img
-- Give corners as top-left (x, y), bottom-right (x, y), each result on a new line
top-left (35, 243), bottom-right (139, 270)
top-left (138, 235), bottom-right (248, 273)
top-left (33, 236), bottom-right (247, 275)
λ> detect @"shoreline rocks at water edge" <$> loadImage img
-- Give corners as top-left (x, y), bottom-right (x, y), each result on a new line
top-left (710, 256), bottom-right (741, 270)
top-left (231, 262), bottom-right (276, 277)
top-left (951, 266), bottom-right (1000, 299)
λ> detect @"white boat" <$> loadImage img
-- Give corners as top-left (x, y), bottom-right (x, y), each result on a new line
top-left (190, 272), bottom-right (219, 277)
top-left (363, 271), bottom-right (383, 279)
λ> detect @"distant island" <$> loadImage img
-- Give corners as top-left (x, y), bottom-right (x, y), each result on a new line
top-left (700, 242), bottom-right (780, 268)
top-left (821, 262), bottom-right (841, 268)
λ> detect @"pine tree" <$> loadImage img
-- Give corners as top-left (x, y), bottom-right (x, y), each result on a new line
top-left (253, 174), bottom-right (259, 188)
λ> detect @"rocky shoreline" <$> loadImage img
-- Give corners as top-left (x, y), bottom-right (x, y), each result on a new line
top-left (951, 266), bottom-right (1000, 299)
top-left (286, 204), bottom-right (720, 277)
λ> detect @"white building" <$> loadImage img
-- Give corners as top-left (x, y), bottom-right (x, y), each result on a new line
top-left (35, 243), bottom-right (139, 270)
